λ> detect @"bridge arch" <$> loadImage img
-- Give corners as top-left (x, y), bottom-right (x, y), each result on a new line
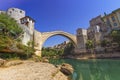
top-left (41, 31), bottom-right (77, 47)
top-left (34, 31), bottom-right (77, 56)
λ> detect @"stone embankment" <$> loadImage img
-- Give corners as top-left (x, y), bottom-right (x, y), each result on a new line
top-left (0, 59), bottom-right (71, 80)
top-left (66, 52), bottom-right (120, 59)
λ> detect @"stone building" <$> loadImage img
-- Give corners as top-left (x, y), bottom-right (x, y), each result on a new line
top-left (20, 16), bottom-right (35, 45)
top-left (88, 15), bottom-right (106, 41)
top-left (53, 41), bottom-right (70, 49)
top-left (7, 8), bottom-right (25, 23)
top-left (76, 28), bottom-right (87, 53)
top-left (87, 15), bottom-right (107, 52)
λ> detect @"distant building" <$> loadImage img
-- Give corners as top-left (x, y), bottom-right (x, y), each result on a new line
top-left (102, 8), bottom-right (120, 30)
top-left (88, 15), bottom-right (106, 41)
top-left (52, 41), bottom-right (70, 49)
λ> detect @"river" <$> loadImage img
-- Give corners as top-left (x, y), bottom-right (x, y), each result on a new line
top-left (49, 58), bottom-right (120, 80)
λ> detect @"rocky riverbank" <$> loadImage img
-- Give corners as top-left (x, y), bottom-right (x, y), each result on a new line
top-left (0, 59), bottom-right (72, 80)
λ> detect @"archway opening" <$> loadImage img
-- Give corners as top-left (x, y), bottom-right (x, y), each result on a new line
top-left (42, 35), bottom-right (75, 57)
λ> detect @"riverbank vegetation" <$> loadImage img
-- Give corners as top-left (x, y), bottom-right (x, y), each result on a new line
top-left (85, 29), bottom-right (120, 54)
top-left (42, 42), bottom-right (74, 58)
top-left (0, 13), bottom-right (34, 60)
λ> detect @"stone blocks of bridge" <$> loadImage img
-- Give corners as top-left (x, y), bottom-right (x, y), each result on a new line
top-left (34, 30), bottom-right (77, 57)
top-left (35, 50), bottom-right (42, 57)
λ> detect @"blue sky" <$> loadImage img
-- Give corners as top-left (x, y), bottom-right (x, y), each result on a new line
top-left (0, 0), bottom-right (120, 47)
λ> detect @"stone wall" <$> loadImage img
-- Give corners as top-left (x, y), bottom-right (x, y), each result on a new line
top-left (7, 8), bottom-right (25, 23)
top-left (33, 30), bottom-right (42, 56)
top-left (76, 28), bottom-right (87, 53)
top-left (19, 24), bottom-right (32, 46)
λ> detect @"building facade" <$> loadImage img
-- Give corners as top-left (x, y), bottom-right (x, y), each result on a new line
top-left (53, 41), bottom-right (69, 49)
top-left (88, 15), bottom-right (106, 41)
top-left (7, 8), bottom-right (25, 23)
top-left (102, 8), bottom-right (120, 30)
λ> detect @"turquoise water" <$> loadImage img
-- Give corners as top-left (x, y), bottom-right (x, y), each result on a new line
top-left (49, 59), bottom-right (120, 80)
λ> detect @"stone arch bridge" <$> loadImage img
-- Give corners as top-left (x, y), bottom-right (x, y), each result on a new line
top-left (34, 30), bottom-right (77, 56)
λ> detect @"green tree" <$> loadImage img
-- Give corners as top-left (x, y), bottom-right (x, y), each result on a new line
top-left (0, 13), bottom-right (23, 38)
top-left (110, 30), bottom-right (120, 46)
top-left (101, 40), bottom-right (109, 47)
top-left (0, 13), bottom-right (34, 58)
top-left (86, 40), bottom-right (94, 53)
top-left (63, 42), bottom-right (74, 55)
top-left (86, 40), bottom-right (94, 49)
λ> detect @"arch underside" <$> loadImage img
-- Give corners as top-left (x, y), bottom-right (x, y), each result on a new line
top-left (41, 32), bottom-right (77, 48)
top-left (34, 31), bottom-right (77, 56)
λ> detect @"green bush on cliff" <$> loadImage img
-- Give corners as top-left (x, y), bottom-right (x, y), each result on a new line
top-left (0, 35), bottom-right (13, 50)
top-left (16, 43), bottom-right (34, 58)
top-left (110, 30), bottom-right (120, 46)
top-left (0, 13), bottom-right (22, 51)
top-left (0, 13), bottom-right (34, 59)
top-left (0, 13), bottom-right (23, 38)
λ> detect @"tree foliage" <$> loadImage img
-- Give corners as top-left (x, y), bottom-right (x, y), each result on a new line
top-left (0, 13), bottom-right (23, 38)
top-left (110, 30), bottom-right (120, 45)
top-left (63, 42), bottom-right (74, 55)
top-left (101, 40), bottom-right (109, 47)
top-left (0, 13), bottom-right (34, 58)
top-left (86, 40), bottom-right (94, 49)
top-left (42, 47), bottom-right (64, 57)
top-left (42, 42), bottom-right (75, 57)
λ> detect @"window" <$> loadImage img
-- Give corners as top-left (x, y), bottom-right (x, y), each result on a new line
top-left (9, 11), bottom-right (12, 14)
top-left (12, 9), bottom-right (14, 11)
top-left (111, 16), bottom-right (115, 21)
top-left (113, 23), bottom-right (117, 26)
top-left (20, 11), bottom-right (22, 13)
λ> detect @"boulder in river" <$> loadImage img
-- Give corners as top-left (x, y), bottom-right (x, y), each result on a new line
top-left (60, 63), bottom-right (74, 75)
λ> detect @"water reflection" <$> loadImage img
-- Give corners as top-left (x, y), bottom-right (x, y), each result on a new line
top-left (50, 59), bottom-right (120, 80)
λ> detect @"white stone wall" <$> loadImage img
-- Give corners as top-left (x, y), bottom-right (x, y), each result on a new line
top-left (76, 28), bottom-right (87, 52)
top-left (82, 29), bottom-right (87, 35)
top-left (34, 30), bottom-right (42, 50)
top-left (19, 24), bottom-right (33, 46)
top-left (28, 19), bottom-right (34, 35)
top-left (7, 8), bottom-right (25, 23)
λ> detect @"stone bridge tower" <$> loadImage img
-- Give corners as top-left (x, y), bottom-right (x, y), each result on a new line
top-left (75, 28), bottom-right (87, 53)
